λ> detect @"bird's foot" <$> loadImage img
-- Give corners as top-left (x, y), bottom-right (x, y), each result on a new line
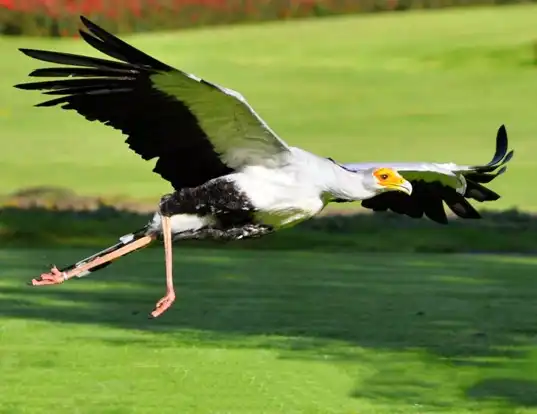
top-left (150, 290), bottom-right (176, 318)
top-left (29, 266), bottom-right (66, 286)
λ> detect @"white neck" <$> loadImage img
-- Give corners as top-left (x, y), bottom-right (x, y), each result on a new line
top-left (323, 162), bottom-right (375, 200)
top-left (298, 157), bottom-right (376, 201)
top-left (287, 147), bottom-right (376, 201)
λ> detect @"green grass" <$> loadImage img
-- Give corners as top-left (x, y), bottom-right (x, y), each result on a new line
top-left (2, 8), bottom-right (537, 413)
top-left (2, 5), bottom-right (537, 209)
top-left (1, 248), bottom-right (537, 413)
top-left (3, 206), bottom-right (537, 253)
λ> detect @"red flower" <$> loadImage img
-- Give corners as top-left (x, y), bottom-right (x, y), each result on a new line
top-left (0, 0), bottom-right (15, 10)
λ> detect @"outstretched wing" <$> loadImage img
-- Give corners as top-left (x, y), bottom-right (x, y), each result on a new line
top-left (14, 16), bottom-right (290, 190)
top-left (339, 125), bottom-right (513, 224)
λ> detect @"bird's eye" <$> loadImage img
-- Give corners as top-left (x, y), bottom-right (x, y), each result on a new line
top-left (380, 174), bottom-right (389, 180)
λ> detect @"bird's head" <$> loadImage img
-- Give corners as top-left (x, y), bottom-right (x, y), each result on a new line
top-left (367, 167), bottom-right (413, 196)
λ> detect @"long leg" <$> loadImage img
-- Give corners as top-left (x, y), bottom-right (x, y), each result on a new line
top-left (147, 221), bottom-right (273, 318)
top-left (30, 232), bottom-right (155, 286)
top-left (150, 215), bottom-right (175, 318)
top-left (150, 181), bottom-right (270, 318)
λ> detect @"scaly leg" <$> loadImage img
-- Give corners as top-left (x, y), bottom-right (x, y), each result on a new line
top-left (150, 215), bottom-right (175, 318)
top-left (30, 235), bottom-right (155, 286)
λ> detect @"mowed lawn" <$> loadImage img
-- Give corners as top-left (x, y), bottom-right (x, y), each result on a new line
top-left (1, 5), bottom-right (537, 209)
top-left (0, 248), bottom-right (537, 413)
top-left (2, 6), bottom-right (537, 414)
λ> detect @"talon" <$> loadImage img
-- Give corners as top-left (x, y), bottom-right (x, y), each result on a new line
top-left (50, 266), bottom-right (62, 275)
top-left (29, 266), bottom-right (66, 286)
top-left (150, 292), bottom-right (176, 318)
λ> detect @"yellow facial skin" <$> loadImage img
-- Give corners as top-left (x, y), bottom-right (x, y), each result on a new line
top-left (373, 168), bottom-right (412, 195)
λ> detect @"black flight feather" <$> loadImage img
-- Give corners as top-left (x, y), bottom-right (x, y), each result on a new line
top-left (29, 67), bottom-right (134, 78)
top-left (415, 184), bottom-right (448, 224)
top-left (472, 126), bottom-right (513, 173)
top-left (441, 191), bottom-right (481, 219)
top-left (483, 124), bottom-right (508, 167)
top-left (14, 16), bottom-right (234, 190)
top-left (15, 78), bottom-right (130, 91)
top-left (465, 180), bottom-right (500, 202)
top-left (17, 48), bottom-right (133, 70)
top-left (79, 16), bottom-right (173, 72)
top-left (355, 124), bottom-right (513, 224)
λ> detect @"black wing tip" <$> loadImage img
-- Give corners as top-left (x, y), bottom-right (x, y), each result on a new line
top-left (503, 150), bottom-right (514, 165)
top-left (18, 48), bottom-right (41, 58)
top-left (18, 47), bottom-right (54, 59)
top-left (481, 186), bottom-right (501, 201)
top-left (80, 15), bottom-right (93, 27)
top-left (496, 124), bottom-right (508, 149)
top-left (496, 123), bottom-right (507, 140)
top-left (493, 123), bottom-right (508, 158)
top-left (79, 15), bottom-right (101, 35)
top-left (471, 123), bottom-right (513, 173)
top-left (13, 82), bottom-right (35, 90)
top-left (78, 28), bottom-right (90, 40)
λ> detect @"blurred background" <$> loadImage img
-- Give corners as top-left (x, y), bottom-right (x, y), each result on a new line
top-left (1, 1), bottom-right (537, 413)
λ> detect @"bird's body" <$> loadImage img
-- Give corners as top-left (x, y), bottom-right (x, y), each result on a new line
top-left (15, 16), bottom-right (513, 317)
top-left (142, 146), bottom-right (372, 241)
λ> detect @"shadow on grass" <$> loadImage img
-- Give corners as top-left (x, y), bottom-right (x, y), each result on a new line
top-left (2, 205), bottom-right (537, 253)
top-left (467, 378), bottom-right (537, 407)
top-left (1, 245), bottom-right (537, 409)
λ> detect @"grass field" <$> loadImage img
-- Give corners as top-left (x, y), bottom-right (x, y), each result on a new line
top-left (1, 5), bottom-right (537, 209)
top-left (2, 6), bottom-right (537, 414)
top-left (1, 247), bottom-right (537, 413)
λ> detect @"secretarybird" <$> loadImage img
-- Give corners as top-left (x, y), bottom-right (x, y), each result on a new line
top-left (15, 16), bottom-right (513, 318)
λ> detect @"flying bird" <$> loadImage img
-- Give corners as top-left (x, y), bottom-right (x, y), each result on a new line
top-left (14, 16), bottom-right (512, 318)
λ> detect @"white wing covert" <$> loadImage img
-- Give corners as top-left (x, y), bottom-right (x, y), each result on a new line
top-left (152, 71), bottom-right (291, 170)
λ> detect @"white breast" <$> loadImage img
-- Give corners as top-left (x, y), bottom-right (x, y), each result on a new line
top-left (230, 163), bottom-right (326, 229)
top-left (146, 148), bottom-right (331, 233)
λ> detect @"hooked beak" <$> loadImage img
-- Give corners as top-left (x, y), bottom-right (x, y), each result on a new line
top-left (385, 179), bottom-right (413, 196)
